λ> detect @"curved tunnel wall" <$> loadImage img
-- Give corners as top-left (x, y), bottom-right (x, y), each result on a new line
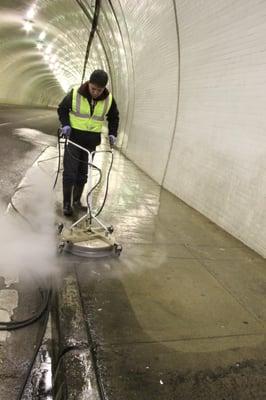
top-left (1, 0), bottom-right (266, 257)
top-left (109, 0), bottom-right (266, 257)
top-left (165, 0), bottom-right (266, 257)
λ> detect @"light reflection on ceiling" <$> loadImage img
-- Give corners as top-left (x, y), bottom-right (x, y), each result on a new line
top-left (0, 0), bottom-right (131, 146)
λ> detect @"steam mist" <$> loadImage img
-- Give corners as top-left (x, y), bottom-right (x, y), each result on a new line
top-left (0, 148), bottom-right (58, 280)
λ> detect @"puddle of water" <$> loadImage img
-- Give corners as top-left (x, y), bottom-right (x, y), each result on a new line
top-left (23, 315), bottom-right (53, 400)
top-left (23, 343), bottom-right (53, 400)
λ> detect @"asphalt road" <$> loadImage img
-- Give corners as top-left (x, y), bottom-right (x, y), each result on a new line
top-left (0, 105), bottom-right (58, 206)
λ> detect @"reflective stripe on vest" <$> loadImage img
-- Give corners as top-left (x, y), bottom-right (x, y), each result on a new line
top-left (69, 87), bottom-right (112, 132)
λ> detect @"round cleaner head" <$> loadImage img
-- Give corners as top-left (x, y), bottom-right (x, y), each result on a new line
top-left (60, 226), bottom-right (122, 258)
top-left (65, 239), bottom-right (115, 257)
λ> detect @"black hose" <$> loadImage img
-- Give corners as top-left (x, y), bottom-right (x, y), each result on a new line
top-left (53, 129), bottom-right (62, 190)
top-left (0, 275), bottom-right (52, 399)
top-left (75, 0), bottom-right (102, 83)
top-left (86, 163), bottom-right (102, 224)
top-left (65, 142), bottom-right (114, 220)
top-left (0, 184), bottom-right (53, 399)
top-left (0, 287), bottom-right (51, 331)
top-left (16, 292), bottom-right (51, 400)
top-left (94, 151), bottom-right (113, 217)
top-left (65, 142), bottom-right (103, 223)
top-left (8, 185), bottom-right (35, 229)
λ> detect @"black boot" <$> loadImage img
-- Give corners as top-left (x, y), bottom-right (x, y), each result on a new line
top-left (73, 184), bottom-right (87, 212)
top-left (63, 184), bottom-right (73, 216)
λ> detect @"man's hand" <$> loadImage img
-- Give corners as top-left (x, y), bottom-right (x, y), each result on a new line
top-left (61, 125), bottom-right (71, 138)
top-left (109, 135), bottom-right (116, 147)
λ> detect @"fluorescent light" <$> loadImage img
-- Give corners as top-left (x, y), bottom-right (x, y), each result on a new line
top-left (23, 20), bottom-right (33, 33)
top-left (39, 31), bottom-right (46, 41)
top-left (45, 44), bottom-right (53, 54)
top-left (26, 7), bottom-right (36, 20)
top-left (57, 78), bottom-right (69, 93)
top-left (50, 54), bottom-right (57, 63)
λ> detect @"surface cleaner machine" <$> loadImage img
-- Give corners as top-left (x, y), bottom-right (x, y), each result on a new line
top-left (58, 137), bottom-right (122, 257)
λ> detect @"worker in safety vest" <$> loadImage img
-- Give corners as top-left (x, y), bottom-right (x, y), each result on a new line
top-left (57, 69), bottom-right (119, 216)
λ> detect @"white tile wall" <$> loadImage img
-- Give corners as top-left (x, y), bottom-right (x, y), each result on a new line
top-left (117, 0), bottom-right (179, 183)
top-left (163, 0), bottom-right (266, 256)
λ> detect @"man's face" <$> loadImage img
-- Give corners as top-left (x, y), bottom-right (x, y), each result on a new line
top-left (88, 82), bottom-right (105, 99)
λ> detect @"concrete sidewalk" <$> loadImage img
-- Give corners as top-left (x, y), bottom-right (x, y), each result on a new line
top-left (68, 149), bottom-right (266, 400)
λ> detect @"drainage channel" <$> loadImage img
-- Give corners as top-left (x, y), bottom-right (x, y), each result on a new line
top-left (51, 266), bottom-right (103, 400)
top-left (23, 338), bottom-right (53, 399)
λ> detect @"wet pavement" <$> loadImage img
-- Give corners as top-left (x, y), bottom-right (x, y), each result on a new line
top-left (0, 104), bottom-right (58, 206)
top-left (1, 106), bottom-right (266, 399)
top-left (59, 150), bottom-right (266, 399)
top-left (0, 106), bottom-right (58, 399)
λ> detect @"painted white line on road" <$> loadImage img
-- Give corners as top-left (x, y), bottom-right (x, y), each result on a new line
top-left (23, 115), bottom-right (49, 121)
top-left (0, 115), bottom-right (52, 127)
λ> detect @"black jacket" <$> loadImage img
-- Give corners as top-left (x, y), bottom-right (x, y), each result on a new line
top-left (57, 82), bottom-right (119, 148)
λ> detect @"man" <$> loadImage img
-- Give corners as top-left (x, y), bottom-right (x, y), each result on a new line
top-left (57, 69), bottom-right (119, 216)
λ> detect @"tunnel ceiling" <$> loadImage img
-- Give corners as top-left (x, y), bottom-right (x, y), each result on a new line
top-left (0, 0), bottom-right (121, 107)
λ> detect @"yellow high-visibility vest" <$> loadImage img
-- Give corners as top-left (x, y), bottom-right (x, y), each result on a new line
top-left (69, 86), bottom-right (112, 132)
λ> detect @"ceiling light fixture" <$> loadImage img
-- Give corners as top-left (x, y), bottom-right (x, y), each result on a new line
top-left (23, 4), bottom-right (37, 33)
top-left (45, 44), bottom-right (53, 54)
top-left (26, 7), bottom-right (36, 20)
top-left (39, 31), bottom-right (46, 41)
top-left (22, 20), bottom-right (33, 33)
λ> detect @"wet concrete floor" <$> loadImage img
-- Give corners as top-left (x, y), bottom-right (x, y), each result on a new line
top-left (1, 106), bottom-right (266, 399)
top-left (61, 150), bottom-right (266, 400)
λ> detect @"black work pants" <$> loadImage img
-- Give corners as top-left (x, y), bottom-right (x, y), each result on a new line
top-left (63, 143), bottom-right (87, 186)
top-left (62, 130), bottom-right (101, 186)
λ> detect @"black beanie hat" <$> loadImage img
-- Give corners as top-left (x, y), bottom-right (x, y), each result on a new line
top-left (89, 69), bottom-right (108, 87)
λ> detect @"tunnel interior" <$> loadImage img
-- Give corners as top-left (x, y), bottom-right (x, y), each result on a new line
top-left (1, 1), bottom-right (266, 253)
top-left (1, 1), bottom-right (266, 399)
